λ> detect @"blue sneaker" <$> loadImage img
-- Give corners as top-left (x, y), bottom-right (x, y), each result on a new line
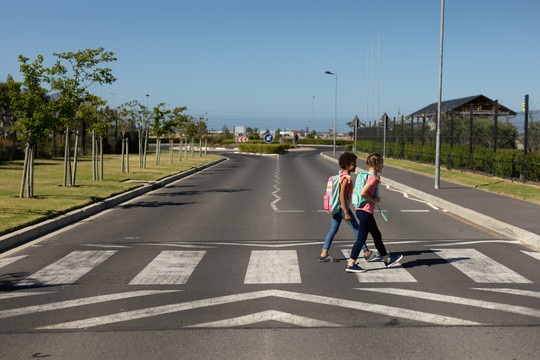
top-left (346, 264), bottom-right (366, 273)
top-left (384, 254), bottom-right (403, 268)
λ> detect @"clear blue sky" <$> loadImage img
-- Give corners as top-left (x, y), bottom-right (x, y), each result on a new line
top-left (2, 0), bottom-right (538, 133)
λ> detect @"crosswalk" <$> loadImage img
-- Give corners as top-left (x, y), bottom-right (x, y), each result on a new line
top-left (1, 247), bottom-right (537, 287)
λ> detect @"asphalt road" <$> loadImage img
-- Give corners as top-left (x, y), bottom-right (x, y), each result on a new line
top-left (0, 147), bottom-right (539, 359)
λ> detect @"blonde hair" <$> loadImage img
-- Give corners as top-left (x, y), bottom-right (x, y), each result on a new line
top-left (366, 153), bottom-right (382, 183)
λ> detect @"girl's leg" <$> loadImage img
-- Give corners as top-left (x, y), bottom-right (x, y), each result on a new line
top-left (341, 208), bottom-right (369, 252)
top-left (321, 212), bottom-right (343, 255)
top-left (367, 214), bottom-right (388, 258)
top-left (348, 210), bottom-right (369, 263)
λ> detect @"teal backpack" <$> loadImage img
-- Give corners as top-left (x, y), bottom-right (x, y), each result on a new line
top-left (351, 171), bottom-right (387, 221)
top-left (351, 171), bottom-right (378, 208)
top-left (323, 172), bottom-right (344, 215)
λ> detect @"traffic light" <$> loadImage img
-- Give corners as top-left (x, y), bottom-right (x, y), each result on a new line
top-left (523, 95), bottom-right (528, 113)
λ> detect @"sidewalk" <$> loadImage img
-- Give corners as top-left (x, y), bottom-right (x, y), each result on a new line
top-left (321, 151), bottom-right (540, 249)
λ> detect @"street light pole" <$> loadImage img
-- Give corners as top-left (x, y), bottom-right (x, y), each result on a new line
top-left (312, 95), bottom-right (315, 136)
top-left (435, 0), bottom-right (445, 189)
top-left (325, 71), bottom-right (337, 157)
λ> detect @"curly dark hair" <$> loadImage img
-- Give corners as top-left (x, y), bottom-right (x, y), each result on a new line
top-left (338, 152), bottom-right (357, 170)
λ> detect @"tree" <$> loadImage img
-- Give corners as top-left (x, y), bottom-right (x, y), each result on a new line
top-left (47, 48), bottom-right (116, 185)
top-left (150, 103), bottom-right (170, 165)
top-left (9, 55), bottom-right (53, 198)
top-left (0, 75), bottom-right (18, 159)
top-left (78, 97), bottom-right (109, 180)
top-left (118, 101), bottom-right (140, 173)
top-left (166, 106), bottom-right (188, 163)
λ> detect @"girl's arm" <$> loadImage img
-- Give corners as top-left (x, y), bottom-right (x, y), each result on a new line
top-left (360, 182), bottom-right (380, 203)
top-left (339, 179), bottom-right (352, 220)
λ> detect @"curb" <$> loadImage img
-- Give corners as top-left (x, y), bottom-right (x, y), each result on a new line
top-left (320, 152), bottom-right (540, 249)
top-left (0, 157), bottom-right (227, 253)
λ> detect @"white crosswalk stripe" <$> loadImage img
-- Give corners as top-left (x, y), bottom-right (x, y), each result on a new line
top-left (0, 255), bottom-right (28, 270)
top-left (432, 248), bottom-right (532, 283)
top-left (16, 250), bottom-right (116, 287)
top-left (244, 250), bottom-right (301, 284)
top-left (341, 249), bottom-right (417, 282)
top-left (129, 251), bottom-right (206, 285)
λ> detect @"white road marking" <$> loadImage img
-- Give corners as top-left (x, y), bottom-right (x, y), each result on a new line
top-left (244, 250), bottom-right (301, 284)
top-left (129, 251), bottom-right (206, 285)
top-left (0, 290), bottom-right (178, 319)
top-left (432, 248), bottom-right (531, 283)
top-left (16, 250), bottom-right (117, 286)
top-left (400, 210), bottom-right (430, 213)
top-left (39, 289), bottom-right (482, 329)
top-left (0, 255), bottom-right (27, 269)
top-left (402, 193), bottom-right (439, 210)
top-left (473, 288), bottom-right (540, 299)
top-left (433, 240), bottom-right (519, 246)
top-left (0, 292), bottom-right (52, 300)
top-left (521, 250), bottom-right (540, 261)
top-left (358, 288), bottom-right (540, 319)
top-left (341, 249), bottom-right (416, 283)
top-left (270, 156), bottom-right (281, 211)
top-left (187, 310), bottom-right (341, 328)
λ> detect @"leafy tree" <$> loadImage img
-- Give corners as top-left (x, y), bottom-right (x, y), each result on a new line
top-left (0, 75), bottom-right (18, 159)
top-left (9, 55), bottom-right (53, 197)
top-left (47, 48), bottom-right (116, 185)
top-left (166, 106), bottom-right (188, 162)
top-left (118, 101), bottom-right (140, 173)
top-left (150, 103), bottom-right (170, 165)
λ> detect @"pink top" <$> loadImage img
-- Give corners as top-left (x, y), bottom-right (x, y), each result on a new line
top-left (357, 174), bottom-right (378, 214)
top-left (339, 172), bottom-right (353, 200)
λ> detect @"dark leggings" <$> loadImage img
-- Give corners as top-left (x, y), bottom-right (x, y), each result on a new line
top-left (350, 210), bottom-right (388, 260)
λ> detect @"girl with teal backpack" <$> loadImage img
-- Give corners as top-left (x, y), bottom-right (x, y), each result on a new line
top-left (345, 153), bottom-right (403, 271)
top-left (319, 152), bottom-right (377, 269)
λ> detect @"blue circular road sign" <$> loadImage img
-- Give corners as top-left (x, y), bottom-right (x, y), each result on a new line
top-left (264, 133), bottom-right (274, 143)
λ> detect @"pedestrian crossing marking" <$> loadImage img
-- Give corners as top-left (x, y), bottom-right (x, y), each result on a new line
top-left (0, 290), bottom-right (179, 319)
top-left (129, 251), bottom-right (206, 285)
top-left (473, 288), bottom-right (540, 299)
top-left (358, 288), bottom-right (540, 319)
top-left (38, 289), bottom-right (483, 329)
top-left (0, 292), bottom-right (52, 300)
top-left (187, 310), bottom-right (342, 328)
top-left (16, 250), bottom-right (116, 287)
top-left (0, 255), bottom-right (27, 270)
top-left (341, 249), bottom-right (417, 283)
top-left (521, 250), bottom-right (540, 261)
top-left (244, 250), bottom-right (301, 284)
top-left (432, 248), bottom-right (532, 283)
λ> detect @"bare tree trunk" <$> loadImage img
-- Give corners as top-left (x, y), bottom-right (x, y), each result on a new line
top-left (179, 137), bottom-right (183, 162)
top-left (72, 131), bottom-right (79, 186)
top-left (126, 138), bottom-right (130, 173)
top-left (185, 137), bottom-right (188, 160)
top-left (20, 143), bottom-right (29, 198)
top-left (199, 138), bottom-right (202, 157)
top-left (155, 137), bottom-right (160, 165)
top-left (191, 138), bottom-right (194, 158)
top-left (121, 136), bottom-right (125, 173)
top-left (100, 135), bottom-right (104, 180)
top-left (143, 128), bottom-right (148, 169)
top-left (92, 129), bottom-right (96, 180)
top-left (205, 137), bottom-right (207, 156)
top-left (138, 128), bottom-right (143, 169)
top-left (63, 128), bottom-right (70, 187)
top-left (28, 144), bottom-right (34, 197)
top-left (169, 138), bottom-right (173, 164)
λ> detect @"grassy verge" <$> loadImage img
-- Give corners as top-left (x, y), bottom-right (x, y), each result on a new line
top-left (0, 152), bottom-right (222, 235)
top-left (355, 151), bottom-right (540, 203)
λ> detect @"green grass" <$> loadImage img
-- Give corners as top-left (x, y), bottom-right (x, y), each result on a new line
top-left (0, 152), bottom-right (222, 235)
top-left (354, 151), bottom-right (540, 203)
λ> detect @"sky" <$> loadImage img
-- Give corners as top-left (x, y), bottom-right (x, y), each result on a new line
top-left (2, 0), bottom-right (539, 133)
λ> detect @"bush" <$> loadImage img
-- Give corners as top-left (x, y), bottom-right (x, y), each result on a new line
top-left (238, 143), bottom-right (290, 154)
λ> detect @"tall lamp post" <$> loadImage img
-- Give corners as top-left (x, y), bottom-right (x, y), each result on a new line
top-left (325, 71), bottom-right (337, 157)
top-left (435, 0), bottom-right (445, 189)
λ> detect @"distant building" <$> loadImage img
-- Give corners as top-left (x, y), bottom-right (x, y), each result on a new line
top-left (234, 126), bottom-right (246, 136)
top-left (408, 94), bottom-right (517, 130)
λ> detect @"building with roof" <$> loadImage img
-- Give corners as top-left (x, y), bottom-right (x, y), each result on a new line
top-left (408, 95), bottom-right (517, 130)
